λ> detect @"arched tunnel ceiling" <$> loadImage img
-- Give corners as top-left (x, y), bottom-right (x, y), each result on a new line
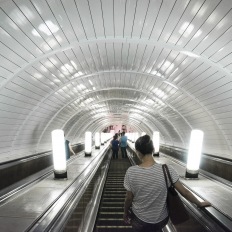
top-left (0, 0), bottom-right (232, 161)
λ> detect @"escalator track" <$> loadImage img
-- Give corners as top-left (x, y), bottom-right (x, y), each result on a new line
top-left (93, 157), bottom-right (132, 232)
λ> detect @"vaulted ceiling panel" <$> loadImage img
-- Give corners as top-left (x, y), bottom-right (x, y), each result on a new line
top-left (0, 0), bottom-right (232, 161)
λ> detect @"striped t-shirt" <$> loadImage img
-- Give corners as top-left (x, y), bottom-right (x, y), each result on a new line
top-left (124, 163), bottom-right (179, 223)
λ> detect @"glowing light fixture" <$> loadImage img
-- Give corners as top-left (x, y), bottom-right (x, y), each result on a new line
top-left (85, 131), bottom-right (92, 156)
top-left (141, 132), bottom-right (146, 136)
top-left (38, 20), bottom-right (59, 35)
top-left (153, 131), bottom-right (160, 156)
top-left (181, 50), bottom-right (199, 58)
top-left (51, 129), bottom-right (67, 179)
top-left (101, 132), bottom-right (104, 145)
top-left (95, 132), bottom-right (100, 149)
top-left (185, 130), bottom-right (204, 179)
top-left (134, 132), bottom-right (139, 142)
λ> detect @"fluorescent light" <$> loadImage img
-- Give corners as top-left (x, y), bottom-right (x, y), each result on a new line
top-left (51, 129), bottom-right (67, 178)
top-left (153, 131), bottom-right (160, 154)
top-left (85, 131), bottom-right (92, 156)
top-left (101, 132), bottom-right (105, 145)
top-left (181, 51), bottom-right (199, 58)
top-left (38, 20), bottom-right (59, 35)
top-left (186, 130), bottom-right (204, 178)
top-left (179, 22), bottom-right (194, 37)
top-left (95, 132), bottom-right (100, 149)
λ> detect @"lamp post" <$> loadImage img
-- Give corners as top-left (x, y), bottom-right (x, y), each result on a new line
top-left (185, 130), bottom-right (204, 179)
top-left (134, 132), bottom-right (139, 142)
top-left (51, 129), bottom-right (67, 179)
top-left (153, 131), bottom-right (160, 156)
top-left (100, 132), bottom-right (104, 145)
top-left (85, 131), bottom-right (92, 156)
top-left (95, 132), bottom-right (100, 149)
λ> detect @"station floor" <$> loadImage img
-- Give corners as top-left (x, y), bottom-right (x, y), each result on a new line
top-left (0, 144), bottom-right (231, 232)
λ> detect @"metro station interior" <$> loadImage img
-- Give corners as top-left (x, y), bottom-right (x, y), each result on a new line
top-left (0, 0), bottom-right (232, 231)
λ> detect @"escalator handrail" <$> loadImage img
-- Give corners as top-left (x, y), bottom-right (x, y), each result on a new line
top-left (27, 144), bottom-right (110, 232)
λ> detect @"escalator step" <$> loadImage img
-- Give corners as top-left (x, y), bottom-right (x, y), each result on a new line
top-left (103, 192), bottom-right (125, 195)
top-left (93, 156), bottom-right (132, 232)
top-left (102, 193), bottom-right (124, 195)
top-left (103, 197), bottom-right (125, 201)
top-left (102, 201), bottom-right (124, 204)
top-left (96, 219), bottom-right (127, 226)
top-left (105, 182), bottom-right (124, 185)
top-left (101, 203), bottom-right (124, 208)
top-left (100, 206), bottom-right (123, 212)
top-left (102, 198), bottom-right (124, 202)
top-left (107, 176), bottom-right (124, 178)
top-left (95, 225), bottom-right (133, 232)
top-left (104, 188), bottom-right (125, 190)
top-left (98, 212), bottom-right (123, 218)
top-left (106, 181), bottom-right (124, 184)
top-left (104, 189), bottom-right (125, 191)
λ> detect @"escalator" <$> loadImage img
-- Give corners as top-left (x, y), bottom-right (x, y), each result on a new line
top-left (92, 153), bottom-right (215, 232)
top-left (93, 157), bottom-right (133, 232)
top-left (57, 147), bottom-right (231, 232)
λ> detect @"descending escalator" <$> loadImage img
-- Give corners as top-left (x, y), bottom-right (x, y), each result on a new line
top-left (92, 153), bottom-right (210, 232)
top-left (93, 157), bottom-right (133, 232)
top-left (62, 147), bottom-right (229, 232)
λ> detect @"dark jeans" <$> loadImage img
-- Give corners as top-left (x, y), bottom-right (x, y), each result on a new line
top-left (121, 146), bottom-right (127, 158)
top-left (131, 212), bottom-right (169, 232)
top-left (112, 149), bottom-right (118, 159)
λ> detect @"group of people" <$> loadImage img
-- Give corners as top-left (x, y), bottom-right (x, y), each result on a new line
top-left (110, 131), bottom-right (128, 159)
top-left (123, 134), bottom-right (211, 232)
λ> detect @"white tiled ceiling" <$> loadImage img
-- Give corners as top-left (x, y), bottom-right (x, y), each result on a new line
top-left (0, 0), bottom-right (232, 161)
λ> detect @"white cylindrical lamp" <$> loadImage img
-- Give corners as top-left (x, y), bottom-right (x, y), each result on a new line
top-left (95, 132), bottom-right (100, 149)
top-left (85, 131), bottom-right (92, 156)
top-left (153, 131), bottom-right (160, 156)
top-left (134, 132), bottom-right (139, 142)
top-left (51, 129), bottom-right (67, 179)
top-left (185, 129), bottom-right (204, 179)
top-left (101, 132), bottom-right (104, 145)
